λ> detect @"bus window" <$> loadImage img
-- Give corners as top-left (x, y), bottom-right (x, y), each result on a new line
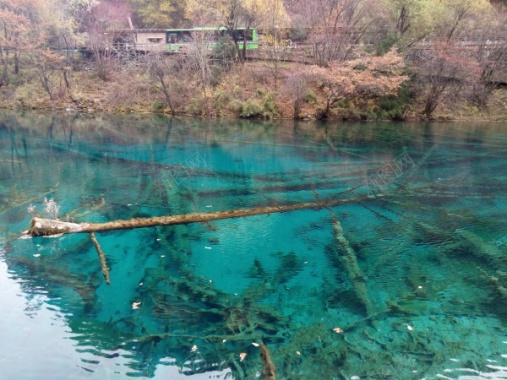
top-left (167, 33), bottom-right (178, 43)
top-left (245, 29), bottom-right (252, 41)
top-left (181, 31), bottom-right (192, 42)
top-left (234, 30), bottom-right (245, 41)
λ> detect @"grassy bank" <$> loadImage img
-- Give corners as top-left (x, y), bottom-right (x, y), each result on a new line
top-left (1, 59), bottom-right (507, 122)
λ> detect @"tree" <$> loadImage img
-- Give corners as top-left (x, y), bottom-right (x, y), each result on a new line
top-left (72, 0), bottom-right (133, 80)
top-left (261, 0), bottom-right (292, 88)
top-left (490, 0), bottom-right (507, 10)
top-left (436, 0), bottom-right (492, 40)
top-left (146, 53), bottom-right (186, 115)
top-left (462, 6), bottom-right (506, 107)
top-left (185, 0), bottom-right (289, 63)
top-left (129, 0), bottom-right (186, 28)
top-left (287, 0), bottom-right (380, 66)
top-left (45, 3), bottom-right (80, 63)
top-left (375, 0), bottom-right (492, 54)
top-left (32, 48), bottom-right (67, 100)
top-left (0, 0), bottom-right (33, 84)
top-left (0, 0), bottom-right (75, 94)
top-left (372, 0), bottom-right (441, 54)
top-left (312, 48), bottom-right (409, 118)
top-left (411, 41), bottom-right (481, 119)
top-left (285, 71), bottom-right (311, 119)
top-left (186, 28), bottom-right (216, 115)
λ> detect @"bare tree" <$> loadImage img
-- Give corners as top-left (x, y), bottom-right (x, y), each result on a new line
top-left (412, 41), bottom-right (481, 119)
top-left (30, 48), bottom-right (67, 100)
top-left (259, 28), bottom-right (291, 90)
top-left (73, 0), bottom-right (132, 81)
top-left (186, 29), bottom-right (215, 116)
top-left (290, 0), bottom-right (378, 66)
top-left (470, 12), bottom-right (507, 107)
top-left (146, 53), bottom-right (186, 115)
top-left (285, 71), bottom-right (311, 118)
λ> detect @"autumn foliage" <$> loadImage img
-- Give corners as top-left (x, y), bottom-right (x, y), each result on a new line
top-left (0, 0), bottom-right (507, 120)
top-left (310, 48), bottom-right (409, 118)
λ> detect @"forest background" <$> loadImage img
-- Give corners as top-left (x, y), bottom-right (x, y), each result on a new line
top-left (1, 0), bottom-right (507, 121)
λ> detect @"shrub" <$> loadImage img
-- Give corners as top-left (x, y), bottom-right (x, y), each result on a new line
top-left (152, 100), bottom-right (165, 112)
top-left (260, 92), bottom-right (277, 118)
top-left (187, 96), bottom-right (206, 115)
top-left (376, 34), bottom-right (400, 56)
top-left (240, 99), bottom-right (263, 118)
top-left (214, 90), bottom-right (231, 115)
top-left (289, 26), bottom-right (308, 42)
top-left (210, 66), bottom-right (222, 88)
top-left (232, 85), bottom-right (243, 97)
top-left (229, 99), bottom-right (243, 113)
top-left (256, 87), bottom-right (266, 97)
top-left (305, 90), bottom-right (317, 104)
top-left (212, 36), bottom-right (237, 64)
top-left (376, 82), bottom-right (415, 120)
top-left (238, 92), bottom-right (278, 119)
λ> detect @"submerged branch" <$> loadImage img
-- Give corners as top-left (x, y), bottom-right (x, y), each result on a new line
top-left (89, 232), bottom-right (110, 285)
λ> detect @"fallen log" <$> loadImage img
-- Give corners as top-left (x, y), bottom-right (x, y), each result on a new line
top-left (329, 212), bottom-right (374, 316)
top-left (456, 228), bottom-right (507, 267)
top-left (24, 194), bottom-right (378, 238)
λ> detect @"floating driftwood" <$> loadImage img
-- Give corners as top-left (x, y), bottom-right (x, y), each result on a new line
top-left (24, 194), bottom-right (375, 238)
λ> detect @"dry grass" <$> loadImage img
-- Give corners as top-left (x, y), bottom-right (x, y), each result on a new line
top-left (1, 57), bottom-right (507, 122)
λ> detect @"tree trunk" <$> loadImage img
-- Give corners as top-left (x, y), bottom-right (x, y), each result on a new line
top-left (260, 343), bottom-right (276, 380)
top-left (26, 194), bottom-right (374, 238)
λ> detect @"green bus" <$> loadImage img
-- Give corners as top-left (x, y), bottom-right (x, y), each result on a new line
top-left (164, 27), bottom-right (259, 52)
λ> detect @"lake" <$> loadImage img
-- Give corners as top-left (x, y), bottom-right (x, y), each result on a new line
top-left (1, 113), bottom-right (506, 379)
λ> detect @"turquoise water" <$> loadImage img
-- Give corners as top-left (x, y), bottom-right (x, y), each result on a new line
top-left (1, 114), bottom-right (507, 379)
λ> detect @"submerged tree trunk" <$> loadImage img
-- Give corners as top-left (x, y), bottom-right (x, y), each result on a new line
top-left (260, 343), bottom-right (276, 380)
top-left (89, 232), bottom-right (110, 285)
top-left (25, 194), bottom-right (375, 238)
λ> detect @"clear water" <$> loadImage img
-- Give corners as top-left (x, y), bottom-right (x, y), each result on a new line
top-left (1, 113), bottom-right (507, 379)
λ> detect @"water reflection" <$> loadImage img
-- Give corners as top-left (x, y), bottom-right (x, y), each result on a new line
top-left (1, 112), bottom-right (507, 378)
